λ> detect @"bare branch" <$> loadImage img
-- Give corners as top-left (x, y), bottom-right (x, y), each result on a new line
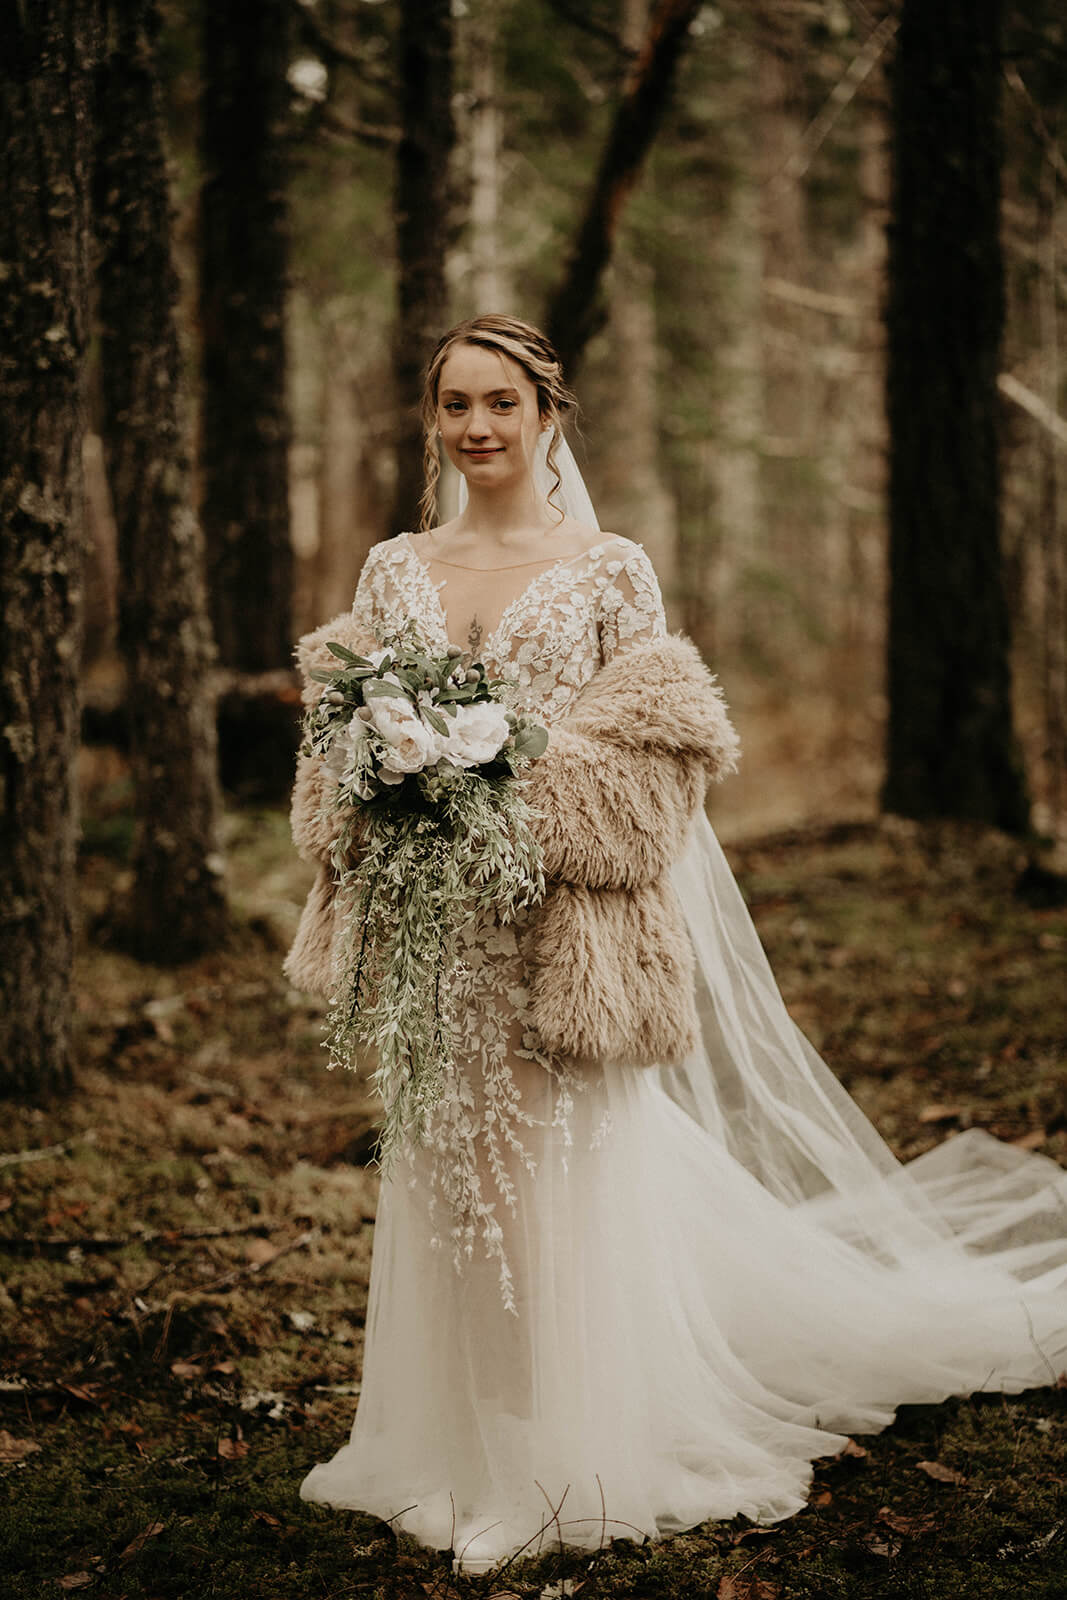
top-left (546, 0), bottom-right (703, 374)
top-left (318, 104), bottom-right (401, 150)
top-left (998, 372), bottom-right (1067, 451)
top-left (772, 12), bottom-right (898, 185)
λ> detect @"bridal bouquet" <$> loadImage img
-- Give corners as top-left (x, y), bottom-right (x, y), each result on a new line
top-left (303, 621), bottom-right (548, 1167)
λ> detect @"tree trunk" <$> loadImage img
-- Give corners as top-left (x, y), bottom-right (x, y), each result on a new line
top-left (0, 0), bottom-right (96, 1096)
top-left (95, 0), bottom-right (227, 962)
top-left (883, 0), bottom-right (1029, 830)
top-left (391, 0), bottom-right (456, 535)
top-left (545, 0), bottom-right (702, 377)
top-left (198, 0), bottom-right (293, 670)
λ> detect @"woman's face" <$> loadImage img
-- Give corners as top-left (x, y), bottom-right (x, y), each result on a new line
top-left (436, 343), bottom-right (543, 491)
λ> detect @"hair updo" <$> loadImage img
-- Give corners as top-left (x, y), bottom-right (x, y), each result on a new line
top-left (417, 314), bottom-right (577, 532)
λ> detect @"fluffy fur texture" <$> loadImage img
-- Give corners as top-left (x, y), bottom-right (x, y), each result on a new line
top-left (519, 634), bottom-right (739, 1065)
top-left (283, 617), bottom-right (740, 1070)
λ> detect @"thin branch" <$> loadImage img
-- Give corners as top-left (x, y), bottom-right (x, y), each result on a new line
top-left (286, 0), bottom-right (393, 88)
top-left (763, 276), bottom-right (864, 317)
top-left (0, 1137), bottom-right (89, 1170)
top-left (543, 0), bottom-right (635, 59)
top-left (1004, 63), bottom-right (1067, 189)
top-left (191, 1228), bottom-right (317, 1293)
top-left (998, 372), bottom-right (1067, 451)
top-left (318, 104), bottom-right (401, 150)
top-left (772, 12), bottom-right (898, 185)
top-left (546, 0), bottom-right (704, 373)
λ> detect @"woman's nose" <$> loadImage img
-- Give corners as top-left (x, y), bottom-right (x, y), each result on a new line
top-left (465, 408), bottom-right (492, 439)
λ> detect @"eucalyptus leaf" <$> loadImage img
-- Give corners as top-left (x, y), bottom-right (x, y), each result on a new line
top-left (326, 642), bottom-right (369, 664)
top-left (362, 680), bottom-right (410, 700)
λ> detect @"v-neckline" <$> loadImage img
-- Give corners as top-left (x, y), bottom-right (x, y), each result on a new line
top-left (400, 531), bottom-right (620, 661)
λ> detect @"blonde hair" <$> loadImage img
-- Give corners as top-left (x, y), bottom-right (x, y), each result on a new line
top-left (417, 314), bottom-right (577, 532)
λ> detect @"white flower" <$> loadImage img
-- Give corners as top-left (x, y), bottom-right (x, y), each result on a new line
top-left (366, 694), bottom-right (445, 774)
top-left (441, 700), bottom-right (511, 768)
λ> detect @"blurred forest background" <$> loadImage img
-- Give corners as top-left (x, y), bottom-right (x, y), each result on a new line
top-left (82, 0), bottom-right (1067, 830)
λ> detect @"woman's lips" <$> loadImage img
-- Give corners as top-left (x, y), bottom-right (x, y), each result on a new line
top-left (463, 447), bottom-right (502, 459)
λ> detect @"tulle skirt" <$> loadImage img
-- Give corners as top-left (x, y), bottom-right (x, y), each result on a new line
top-left (300, 816), bottom-right (1067, 1559)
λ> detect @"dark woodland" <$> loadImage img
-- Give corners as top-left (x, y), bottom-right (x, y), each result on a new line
top-left (1, 1), bottom-right (1067, 1595)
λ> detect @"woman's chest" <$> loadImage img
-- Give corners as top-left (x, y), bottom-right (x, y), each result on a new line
top-left (377, 545), bottom-right (610, 723)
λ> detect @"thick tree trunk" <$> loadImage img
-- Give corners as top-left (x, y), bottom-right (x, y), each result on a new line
top-left (546, 0), bottom-right (702, 377)
top-left (0, 0), bottom-right (95, 1096)
top-left (391, 0), bottom-right (456, 535)
top-left (883, 0), bottom-right (1029, 830)
top-left (95, 0), bottom-right (227, 962)
top-left (198, 0), bottom-right (293, 669)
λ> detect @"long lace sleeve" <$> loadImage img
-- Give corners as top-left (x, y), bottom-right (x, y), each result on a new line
top-left (597, 544), bottom-right (667, 663)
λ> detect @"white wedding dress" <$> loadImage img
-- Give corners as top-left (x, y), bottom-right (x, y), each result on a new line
top-left (300, 530), bottom-right (1067, 1561)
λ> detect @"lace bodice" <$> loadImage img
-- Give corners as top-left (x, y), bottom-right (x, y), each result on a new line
top-left (350, 531), bottom-right (667, 723)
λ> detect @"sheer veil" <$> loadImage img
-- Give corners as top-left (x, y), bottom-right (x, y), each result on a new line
top-left (539, 434), bottom-right (1067, 1367)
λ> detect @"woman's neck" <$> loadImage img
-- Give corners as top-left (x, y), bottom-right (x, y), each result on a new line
top-left (454, 477), bottom-right (559, 550)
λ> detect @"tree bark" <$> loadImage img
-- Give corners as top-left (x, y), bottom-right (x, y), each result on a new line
top-left (391, 0), bottom-right (456, 535)
top-left (883, 0), bottom-right (1029, 830)
top-left (545, 0), bottom-right (702, 377)
top-left (95, 0), bottom-right (227, 962)
top-left (198, 0), bottom-right (293, 670)
top-left (0, 0), bottom-right (96, 1096)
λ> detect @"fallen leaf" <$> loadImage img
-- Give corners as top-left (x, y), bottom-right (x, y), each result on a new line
top-left (212, 1359), bottom-right (237, 1375)
top-left (119, 1520), bottom-right (165, 1562)
top-left (59, 1382), bottom-right (103, 1406)
top-left (1012, 1129), bottom-right (1047, 1152)
top-left (252, 1510), bottom-right (282, 1529)
top-left (217, 1436), bottom-right (249, 1460)
top-left (717, 1578), bottom-right (779, 1599)
top-left (839, 1438), bottom-right (868, 1460)
top-left (916, 1459), bottom-right (966, 1485)
top-left (731, 1525), bottom-right (779, 1546)
top-left (0, 1430), bottom-right (41, 1463)
top-left (812, 1489), bottom-right (832, 1507)
top-left (170, 1360), bottom-right (203, 1379)
top-left (245, 1237), bottom-right (279, 1266)
top-left (57, 1576), bottom-right (93, 1591)
top-left (878, 1505), bottom-right (936, 1537)
top-left (918, 1104), bottom-right (962, 1124)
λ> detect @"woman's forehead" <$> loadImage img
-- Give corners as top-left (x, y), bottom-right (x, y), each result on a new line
top-left (438, 342), bottom-right (533, 397)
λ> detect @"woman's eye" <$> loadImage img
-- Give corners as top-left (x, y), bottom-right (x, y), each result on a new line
top-left (443, 402), bottom-right (466, 413)
top-left (494, 400), bottom-right (516, 411)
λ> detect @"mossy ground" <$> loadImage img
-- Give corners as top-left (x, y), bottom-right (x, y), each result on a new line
top-left (2, 802), bottom-right (1066, 1599)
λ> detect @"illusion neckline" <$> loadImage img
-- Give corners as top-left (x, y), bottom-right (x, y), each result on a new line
top-left (396, 531), bottom-right (632, 660)
top-left (400, 530), bottom-right (622, 574)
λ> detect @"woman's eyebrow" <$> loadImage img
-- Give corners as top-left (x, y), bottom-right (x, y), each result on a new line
top-left (439, 387), bottom-right (520, 399)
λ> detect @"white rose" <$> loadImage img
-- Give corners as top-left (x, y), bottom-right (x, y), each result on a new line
top-left (367, 694), bottom-right (445, 774)
top-left (441, 701), bottom-right (512, 768)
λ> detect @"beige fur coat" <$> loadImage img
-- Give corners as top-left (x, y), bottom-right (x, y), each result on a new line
top-left (284, 615), bottom-right (739, 1069)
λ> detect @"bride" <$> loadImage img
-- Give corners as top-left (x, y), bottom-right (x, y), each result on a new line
top-left (288, 313), bottom-right (1067, 1573)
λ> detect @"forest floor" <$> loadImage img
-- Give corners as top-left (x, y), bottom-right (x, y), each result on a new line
top-left (2, 794), bottom-right (1066, 1600)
